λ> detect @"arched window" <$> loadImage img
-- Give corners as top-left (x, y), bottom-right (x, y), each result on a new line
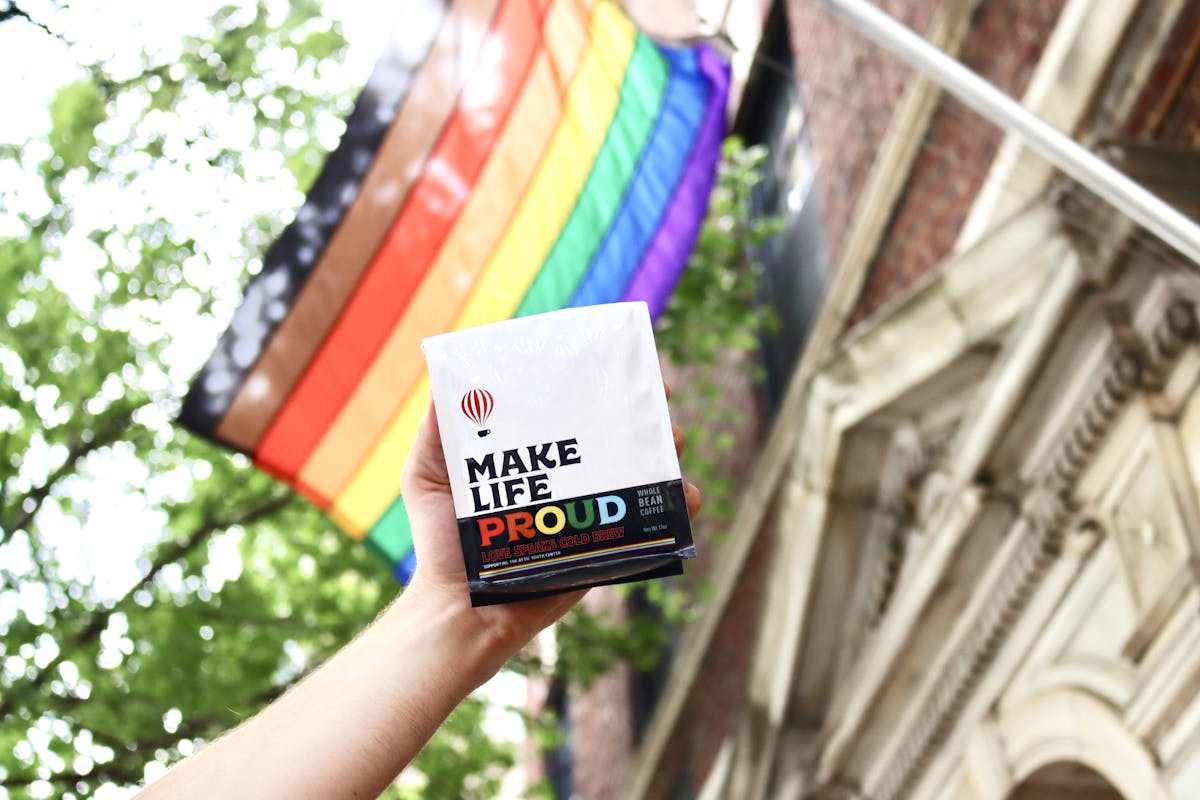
top-left (1009, 761), bottom-right (1126, 800)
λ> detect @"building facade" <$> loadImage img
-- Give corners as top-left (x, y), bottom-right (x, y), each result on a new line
top-left (609, 1), bottom-right (1200, 799)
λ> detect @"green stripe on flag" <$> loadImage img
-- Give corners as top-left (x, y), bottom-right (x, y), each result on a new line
top-left (366, 497), bottom-right (414, 565)
top-left (515, 34), bottom-right (667, 316)
top-left (366, 35), bottom-right (668, 552)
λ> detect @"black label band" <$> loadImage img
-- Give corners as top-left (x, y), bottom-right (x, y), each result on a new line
top-left (457, 479), bottom-right (694, 596)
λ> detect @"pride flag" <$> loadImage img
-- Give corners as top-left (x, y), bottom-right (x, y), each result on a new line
top-left (181, 0), bottom-right (730, 582)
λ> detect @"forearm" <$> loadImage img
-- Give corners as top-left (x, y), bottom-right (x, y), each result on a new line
top-left (137, 582), bottom-right (513, 800)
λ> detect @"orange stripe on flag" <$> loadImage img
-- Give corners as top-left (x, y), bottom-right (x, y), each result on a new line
top-left (253, 0), bottom-right (555, 483)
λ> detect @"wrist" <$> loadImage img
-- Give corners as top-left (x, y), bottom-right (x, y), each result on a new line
top-left (387, 578), bottom-right (517, 689)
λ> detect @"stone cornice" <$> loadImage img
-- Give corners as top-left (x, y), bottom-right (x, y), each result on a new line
top-left (858, 299), bottom-right (1199, 800)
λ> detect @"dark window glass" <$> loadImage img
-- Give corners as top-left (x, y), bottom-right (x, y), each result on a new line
top-left (545, 681), bottom-right (574, 800)
top-left (735, 0), bottom-right (830, 414)
top-left (629, 588), bottom-right (680, 743)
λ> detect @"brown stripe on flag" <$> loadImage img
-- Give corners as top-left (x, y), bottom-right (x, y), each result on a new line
top-left (213, 0), bottom-right (505, 452)
top-left (178, 0), bottom-right (448, 438)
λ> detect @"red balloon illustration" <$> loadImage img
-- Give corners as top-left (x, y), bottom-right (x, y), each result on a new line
top-left (461, 389), bottom-right (494, 436)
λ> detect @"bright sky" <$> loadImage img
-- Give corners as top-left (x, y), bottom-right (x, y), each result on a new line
top-left (1, 2), bottom-right (524, 795)
top-left (0, 0), bottom-right (390, 604)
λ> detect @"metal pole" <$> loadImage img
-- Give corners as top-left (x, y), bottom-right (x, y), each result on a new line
top-left (821, 0), bottom-right (1200, 265)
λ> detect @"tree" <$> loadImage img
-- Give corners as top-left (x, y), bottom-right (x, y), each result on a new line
top-left (0, 2), bottom-right (515, 797)
top-left (0, 2), bottom-right (777, 797)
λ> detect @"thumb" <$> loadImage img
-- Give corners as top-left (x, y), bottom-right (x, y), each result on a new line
top-left (401, 401), bottom-right (450, 494)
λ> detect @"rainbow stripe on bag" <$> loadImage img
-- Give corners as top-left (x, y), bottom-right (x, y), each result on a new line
top-left (180, 0), bottom-right (729, 582)
top-left (479, 537), bottom-right (678, 578)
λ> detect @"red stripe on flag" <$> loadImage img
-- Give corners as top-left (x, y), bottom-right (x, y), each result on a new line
top-left (253, 0), bottom-right (556, 482)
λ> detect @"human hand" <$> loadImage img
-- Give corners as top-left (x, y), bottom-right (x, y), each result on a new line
top-left (134, 391), bottom-right (704, 799)
top-left (398, 389), bottom-right (701, 685)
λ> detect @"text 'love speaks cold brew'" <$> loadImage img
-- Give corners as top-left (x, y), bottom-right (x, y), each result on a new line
top-left (423, 302), bottom-right (695, 606)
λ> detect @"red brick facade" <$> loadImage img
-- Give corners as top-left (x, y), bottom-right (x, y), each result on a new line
top-left (569, 589), bottom-right (639, 799)
top-left (850, 0), bottom-right (1069, 323)
top-left (788, 0), bottom-right (939, 272)
top-left (1123, 0), bottom-right (1200, 143)
top-left (641, 514), bottom-right (776, 800)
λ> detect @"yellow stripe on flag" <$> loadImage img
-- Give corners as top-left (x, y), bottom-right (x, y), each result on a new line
top-left (329, 376), bottom-right (428, 536)
top-left (330, 2), bottom-right (636, 536)
top-left (298, 0), bottom-right (589, 507)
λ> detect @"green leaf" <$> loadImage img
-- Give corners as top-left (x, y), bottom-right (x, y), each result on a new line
top-left (46, 80), bottom-right (106, 176)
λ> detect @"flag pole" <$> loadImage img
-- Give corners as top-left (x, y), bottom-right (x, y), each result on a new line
top-left (820, 0), bottom-right (1200, 266)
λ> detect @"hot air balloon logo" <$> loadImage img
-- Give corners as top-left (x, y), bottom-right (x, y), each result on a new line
top-left (461, 389), bottom-right (494, 437)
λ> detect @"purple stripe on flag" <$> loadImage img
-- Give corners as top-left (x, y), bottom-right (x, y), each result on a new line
top-left (621, 45), bottom-right (730, 320)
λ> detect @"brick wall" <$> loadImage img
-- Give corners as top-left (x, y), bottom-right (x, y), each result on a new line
top-left (849, 0), bottom-right (1069, 323)
top-left (840, 0), bottom-right (1200, 324)
top-left (787, 0), bottom-right (941, 269)
top-left (642, 506), bottom-right (776, 800)
top-left (568, 589), bottom-right (638, 800)
top-left (1122, 0), bottom-right (1200, 143)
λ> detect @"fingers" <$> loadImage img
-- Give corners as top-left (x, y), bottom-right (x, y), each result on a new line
top-left (664, 380), bottom-right (671, 401)
top-left (671, 420), bottom-right (700, 519)
top-left (684, 481), bottom-right (702, 520)
top-left (541, 588), bottom-right (588, 626)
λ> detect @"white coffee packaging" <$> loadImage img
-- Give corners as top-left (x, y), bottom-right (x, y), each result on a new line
top-left (423, 302), bottom-right (695, 605)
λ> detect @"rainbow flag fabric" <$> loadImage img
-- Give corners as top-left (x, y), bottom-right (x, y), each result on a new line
top-left (180, 0), bottom-right (730, 583)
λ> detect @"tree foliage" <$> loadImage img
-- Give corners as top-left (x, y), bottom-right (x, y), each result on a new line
top-left (0, 3), bottom-right (776, 798)
top-left (0, 3), bottom-right (484, 797)
top-left (657, 140), bottom-right (779, 528)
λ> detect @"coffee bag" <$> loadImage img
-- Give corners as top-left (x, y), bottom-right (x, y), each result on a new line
top-left (423, 302), bottom-right (695, 605)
